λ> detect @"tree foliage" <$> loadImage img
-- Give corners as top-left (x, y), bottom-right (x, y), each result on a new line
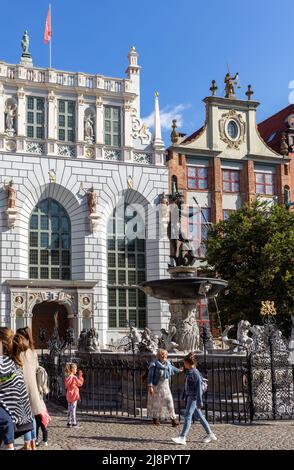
top-left (205, 201), bottom-right (294, 335)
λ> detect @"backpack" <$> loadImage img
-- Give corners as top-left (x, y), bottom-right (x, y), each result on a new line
top-left (200, 374), bottom-right (208, 394)
top-left (36, 366), bottom-right (49, 396)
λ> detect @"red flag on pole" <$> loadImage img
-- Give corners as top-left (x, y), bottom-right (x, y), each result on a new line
top-left (44, 6), bottom-right (52, 44)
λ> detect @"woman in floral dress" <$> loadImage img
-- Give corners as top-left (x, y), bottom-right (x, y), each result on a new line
top-left (147, 348), bottom-right (182, 426)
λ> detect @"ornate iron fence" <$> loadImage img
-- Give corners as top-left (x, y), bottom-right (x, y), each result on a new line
top-left (40, 352), bottom-right (251, 423)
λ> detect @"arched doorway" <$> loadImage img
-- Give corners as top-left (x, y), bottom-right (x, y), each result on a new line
top-left (32, 301), bottom-right (69, 348)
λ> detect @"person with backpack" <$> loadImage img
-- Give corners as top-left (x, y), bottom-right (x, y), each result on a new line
top-left (172, 352), bottom-right (217, 445)
top-left (0, 328), bottom-right (33, 450)
top-left (147, 348), bottom-right (182, 426)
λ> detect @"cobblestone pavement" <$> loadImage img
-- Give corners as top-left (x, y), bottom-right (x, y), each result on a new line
top-left (12, 404), bottom-right (294, 451)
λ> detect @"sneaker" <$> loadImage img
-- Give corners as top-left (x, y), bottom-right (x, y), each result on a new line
top-left (67, 423), bottom-right (72, 427)
top-left (35, 441), bottom-right (40, 447)
top-left (172, 436), bottom-right (186, 445)
top-left (38, 441), bottom-right (48, 448)
top-left (202, 433), bottom-right (217, 443)
top-left (72, 423), bottom-right (82, 428)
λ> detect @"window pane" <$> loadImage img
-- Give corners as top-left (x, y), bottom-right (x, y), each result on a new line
top-left (51, 216), bottom-right (59, 231)
top-left (30, 267), bottom-right (38, 279)
top-left (40, 233), bottom-right (49, 248)
top-left (188, 167), bottom-right (196, 177)
top-left (41, 215), bottom-right (49, 230)
top-left (27, 112), bottom-right (34, 124)
top-left (128, 271), bottom-right (136, 284)
top-left (256, 184), bottom-right (264, 194)
top-left (36, 113), bottom-right (44, 125)
top-left (104, 107), bottom-right (111, 119)
top-left (108, 270), bottom-right (116, 284)
top-left (59, 129), bottom-right (65, 141)
top-left (39, 200), bottom-right (49, 213)
top-left (266, 185), bottom-right (273, 195)
top-left (128, 290), bottom-right (137, 307)
top-left (108, 253), bottom-right (116, 268)
top-left (36, 127), bottom-right (43, 139)
top-left (40, 267), bottom-right (49, 279)
top-left (232, 182), bottom-right (240, 192)
top-left (61, 216), bottom-right (70, 232)
top-left (108, 290), bottom-right (116, 307)
top-left (109, 310), bottom-right (117, 328)
top-left (51, 250), bottom-right (59, 265)
top-left (255, 173), bottom-right (264, 183)
top-left (59, 115), bottom-right (65, 127)
top-left (105, 134), bottom-right (111, 146)
top-left (119, 310), bottom-right (127, 328)
top-left (51, 268), bottom-right (59, 279)
top-left (27, 97), bottom-right (34, 109)
top-left (223, 182), bottom-right (231, 192)
top-left (40, 250), bottom-right (49, 265)
top-left (188, 178), bottom-right (197, 189)
top-left (37, 99), bottom-right (44, 110)
top-left (128, 253), bottom-right (136, 268)
top-left (231, 171), bottom-right (240, 182)
top-left (119, 290), bottom-right (126, 307)
top-left (138, 310), bottom-right (147, 329)
top-left (198, 168), bottom-right (207, 178)
top-left (118, 271), bottom-right (126, 284)
top-left (51, 233), bottom-right (60, 248)
top-left (59, 100), bottom-right (65, 112)
top-left (198, 179), bottom-right (207, 189)
top-left (27, 126), bottom-right (34, 138)
top-left (62, 251), bottom-right (70, 266)
top-left (30, 232), bottom-right (38, 247)
top-left (61, 268), bottom-right (70, 280)
top-left (265, 174), bottom-right (274, 184)
top-left (113, 135), bottom-right (119, 147)
top-left (29, 250), bottom-right (38, 265)
top-left (51, 201), bottom-right (59, 215)
top-left (30, 215), bottom-right (38, 230)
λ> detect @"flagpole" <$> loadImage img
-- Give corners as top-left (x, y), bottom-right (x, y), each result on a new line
top-left (49, 3), bottom-right (52, 68)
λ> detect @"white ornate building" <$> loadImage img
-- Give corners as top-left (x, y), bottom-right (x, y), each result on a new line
top-left (0, 41), bottom-right (169, 347)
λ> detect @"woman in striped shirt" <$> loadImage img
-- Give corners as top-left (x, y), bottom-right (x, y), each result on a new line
top-left (0, 327), bottom-right (33, 450)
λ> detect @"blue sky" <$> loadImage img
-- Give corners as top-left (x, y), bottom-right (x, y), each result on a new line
top-left (1, 0), bottom-right (293, 143)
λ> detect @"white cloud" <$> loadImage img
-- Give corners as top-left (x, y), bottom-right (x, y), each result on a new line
top-left (142, 103), bottom-right (190, 131)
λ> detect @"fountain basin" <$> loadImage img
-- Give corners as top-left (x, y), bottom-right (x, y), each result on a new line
top-left (138, 277), bottom-right (228, 302)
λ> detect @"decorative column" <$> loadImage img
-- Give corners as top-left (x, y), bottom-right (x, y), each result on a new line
top-left (76, 94), bottom-right (84, 158)
top-left (0, 82), bottom-right (5, 135)
top-left (211, 157), bottom-right (222, 223)
top-left (17, 87), bottom-right (26, 137)
top-left (47, 90), bottom-right (56, 154)
top-left (152, 92), bottom-right (165, 165)
top-left (95, 96), bottom-right (104, 159)
top-left (123, 100), bottom-right (132, 161)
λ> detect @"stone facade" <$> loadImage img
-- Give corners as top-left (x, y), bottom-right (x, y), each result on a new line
top-left (0, 46), bottom-right (170, 347)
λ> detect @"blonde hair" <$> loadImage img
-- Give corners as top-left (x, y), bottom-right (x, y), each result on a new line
top-left (65, 362), bottom-right (77, 377)
top-left (156, 348), bottom-right (168, 360)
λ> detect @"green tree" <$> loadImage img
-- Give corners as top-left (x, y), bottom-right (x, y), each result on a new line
top-left (205, 200), bottom-right (294, 336)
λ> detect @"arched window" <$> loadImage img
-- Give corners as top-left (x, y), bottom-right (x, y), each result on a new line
top-left (107, 203), bottom-right (147, 329)
top-left (29, 199), bottom-right (71, 280)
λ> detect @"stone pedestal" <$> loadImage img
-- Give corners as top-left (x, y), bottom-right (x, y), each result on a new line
top-left (19, 53), bottom-right (33, 68)
top-left (89, 213), bottom-right (100, 233)
top-left (6, 207), bottom-right (18, 229)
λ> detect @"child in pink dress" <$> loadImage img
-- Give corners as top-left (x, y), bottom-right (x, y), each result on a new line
top-left (64, 363), bottom-right (84, 427)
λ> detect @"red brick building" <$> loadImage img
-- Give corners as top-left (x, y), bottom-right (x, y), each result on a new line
top-left (258, 104), bottom-right (294, 202)
top-left (167, 81), bottom-right (291, 327)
